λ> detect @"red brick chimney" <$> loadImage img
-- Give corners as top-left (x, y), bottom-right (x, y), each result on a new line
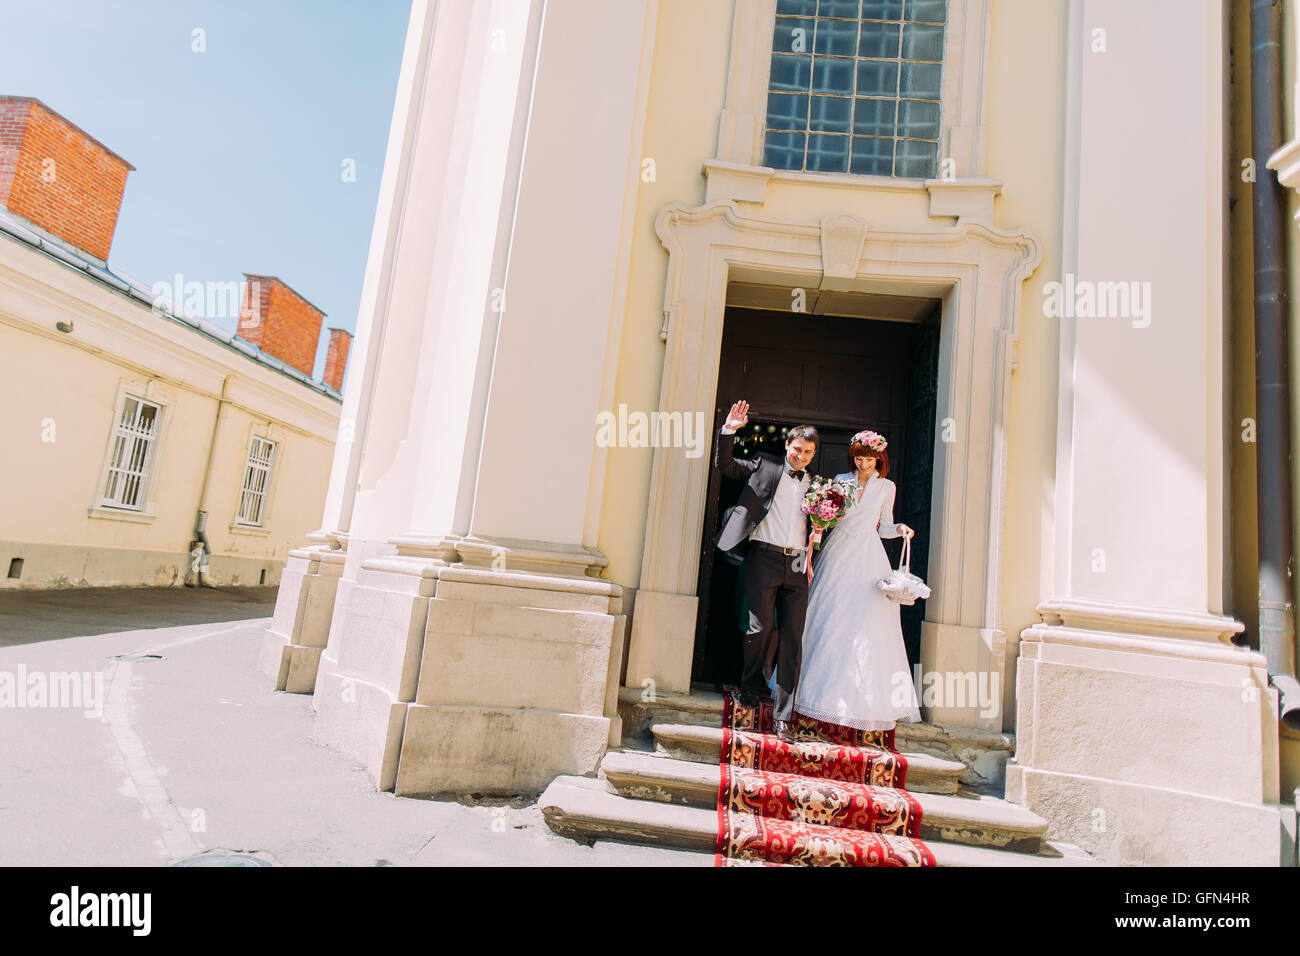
top-left (0, 96), bottom-right (134, 262)
top-left (237, 275), bottom-right (324, 377)
top-left (323, 328), bottom-right (352, 392)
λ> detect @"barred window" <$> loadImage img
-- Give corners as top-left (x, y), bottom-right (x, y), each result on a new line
top-left (236, 437), bottom-right (276, 526)
top-left (101, 396), bottom-right (161, 510)
top-left (763, 0), bottom-right (947, 178)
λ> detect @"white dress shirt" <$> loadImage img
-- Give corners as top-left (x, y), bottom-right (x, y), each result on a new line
top-left (723, 425), bottom-right (810, 548)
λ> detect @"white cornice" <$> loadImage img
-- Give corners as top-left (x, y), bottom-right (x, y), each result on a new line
top-left (1034, 597), bottom-right (1246, 645)
top-left (1267, 138), bottom-right (1300, 222)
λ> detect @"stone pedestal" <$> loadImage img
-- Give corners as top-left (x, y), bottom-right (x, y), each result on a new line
top-left (1008, 610), bottom-right (1283, 865)
top-left (313, 549), bottom-right (626, 794)
top-left (393, 566), bottom-right (623, 795)
top-left (312, 555), bottom-right (438, 790)
top-left (258, 541), bottom-right (345, 692)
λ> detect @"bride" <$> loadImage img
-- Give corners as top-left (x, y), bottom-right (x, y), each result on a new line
top-left (792, 429), bottom-right (922, 732)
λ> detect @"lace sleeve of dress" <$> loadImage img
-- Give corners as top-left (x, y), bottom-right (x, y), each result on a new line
top-left (877, 480), bottom-right (901, 538)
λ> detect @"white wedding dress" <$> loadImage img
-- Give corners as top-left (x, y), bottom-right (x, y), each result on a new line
top-left (791, 472), bottom-right (922, 731)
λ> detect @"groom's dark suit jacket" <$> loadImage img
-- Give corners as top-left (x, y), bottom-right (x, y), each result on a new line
top-left (714, 428), bottom-right (811, 565)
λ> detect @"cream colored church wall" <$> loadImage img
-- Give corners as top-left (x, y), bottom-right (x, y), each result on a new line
top-left (596, 0), bottom-right (1070, 727)
top-left (597, 0), bottom-right (733, 589)
top-left (958, 0), bottom-right (1066, 720)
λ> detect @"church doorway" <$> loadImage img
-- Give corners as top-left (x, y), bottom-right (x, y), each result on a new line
top-left (692, 293), bottom-right (941, 688)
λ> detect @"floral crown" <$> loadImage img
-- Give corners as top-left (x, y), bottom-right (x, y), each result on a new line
top-left (852, 430), bottom-right (887, 452)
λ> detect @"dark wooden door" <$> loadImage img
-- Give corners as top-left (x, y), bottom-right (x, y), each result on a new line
top-left (693, 306), bottom-right (938, 686)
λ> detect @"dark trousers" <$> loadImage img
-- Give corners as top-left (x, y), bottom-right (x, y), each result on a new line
top-left (741, 545), bottom-right (809, 722)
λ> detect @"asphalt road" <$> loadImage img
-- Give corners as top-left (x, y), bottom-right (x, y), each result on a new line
top-left (0, 586), bottom-right (279, 646)
top-left (0, 586), bottom-right (703, 866)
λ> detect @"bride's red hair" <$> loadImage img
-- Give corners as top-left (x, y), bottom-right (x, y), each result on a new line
top-left (849, 438), bottom-right (890, 478)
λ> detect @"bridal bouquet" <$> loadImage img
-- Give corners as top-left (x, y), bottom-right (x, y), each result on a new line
top-left (801, 477), bottom-right (854, 549)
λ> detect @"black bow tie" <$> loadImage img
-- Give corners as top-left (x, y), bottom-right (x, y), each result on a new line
top-left (787, 468), bottom-right (805, 480)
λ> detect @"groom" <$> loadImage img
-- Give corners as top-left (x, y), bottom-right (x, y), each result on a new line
top-left (714, 399), bottom-right (818, 742)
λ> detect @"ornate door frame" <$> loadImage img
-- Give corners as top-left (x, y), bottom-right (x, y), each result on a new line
top-left (624, 198), bottom-right (1040, 731)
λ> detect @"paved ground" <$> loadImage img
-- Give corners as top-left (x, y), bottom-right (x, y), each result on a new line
top-left (0, 587), bottom-right (705, 866)
top-left (0, 585), bottom-right (280, 646)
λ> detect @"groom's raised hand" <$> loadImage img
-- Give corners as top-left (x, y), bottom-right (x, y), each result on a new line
top-left (724, 399), bottom-right (750, 431)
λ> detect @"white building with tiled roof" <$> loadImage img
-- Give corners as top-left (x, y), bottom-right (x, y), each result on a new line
top-left (0, 95), bottom-right (348, 589)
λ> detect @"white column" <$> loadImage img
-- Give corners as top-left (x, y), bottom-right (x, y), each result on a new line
top-left (389, 0), bottom-right (657, 795)
top-left (311, 0), bottom-right (658, 794)
top-left (310, 0), bottom-right (545, 787)
top-left (258, 0), bottom-right (440, 690)
top-left (1007, 0), bottom-right (1283, 865)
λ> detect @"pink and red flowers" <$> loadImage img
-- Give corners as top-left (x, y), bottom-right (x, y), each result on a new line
top-left (801, 477), bottom-right (854, 548)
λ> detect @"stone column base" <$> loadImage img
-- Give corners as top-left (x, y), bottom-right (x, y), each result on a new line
top-left (258, 543), bottom-right (346, 693)
top-left (394, 566), bottom-right (623, 795)
top-left (395, 705), bottom-right (610, 795)
top-left (310, 556), bottom-right (439, 791)
top-left (1006, 763), bottom-right (1288, 866)
top-left (309, 543), bottom-right (624, 795)
top-left (1012, 608), bottom-right (1285, 865)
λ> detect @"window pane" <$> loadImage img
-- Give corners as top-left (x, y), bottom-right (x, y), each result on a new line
top-left (900, 60), bottom-right (941, 98)
top-left (901, 22), bottom-right (944, 61)
top-left (809, 95), bottom-right (852, 133)
top-left (768, 91), bottom-right (809, 130)
top-left (120, 397), bottom-right (138, 427)
top-left (806, 133), bottom-right (850, 172)
top-left (897, 98), bottom-right (940, 139)
top-left (814, 18), bottom-right (858, 56)
top-left (853, 97), bottom-right (897, 136)
top-left (895, 137), bottom-right (938, 177)
top-left (856, 58), bottom-right (899, 97)
top-left (819, 0), bottom-right (862, 18)
top-left (764, 0), bottom-right (946, 179)
top-left (770, 54), bottom-right (812, 91)
top-left (774, 17), bottom-right (815, 54)
top-left (851, 136), bottom-right (895, 175)
top-left (861, 0), bottom-right (904, 20)
top-left (107, 434), bottom-right (128, 471)
top-left (812, 56), bottom-right (856, 93)
top-left (905, 0), bottom-right (947, 23)
top-left (129, 435), bottom-right (148, 473)
top-left (764, 131), bottom-right (807, 169)
top-left (858, 20), bottom-right (900, 58)
top-left (123, 473), bottom-right (140, 508)
top-left (104, 464), bottom-right (121, 501)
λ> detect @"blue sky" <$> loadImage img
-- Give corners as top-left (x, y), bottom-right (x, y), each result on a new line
top-left (1, 0), bottom-right (413, 381)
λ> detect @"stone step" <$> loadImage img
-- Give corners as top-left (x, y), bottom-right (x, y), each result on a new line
top-left (539, 777), bottom-right (1097, 867)
top-left (651, 722), bottom-right (967, 795)
top-left (600, 750), bottom-right (1048, 853)
top-left (619, 685), bottom-right (1017, 795)
top-left (618, 686), bottom-right (728, 738)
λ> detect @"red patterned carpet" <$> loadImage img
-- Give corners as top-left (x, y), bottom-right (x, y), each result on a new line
top-left (716, 694), bottom-right (937, 867)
